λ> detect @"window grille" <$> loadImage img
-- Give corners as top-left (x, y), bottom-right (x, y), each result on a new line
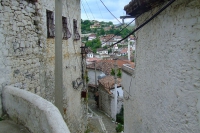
top-left (62, 17), bottom-right (71, 40)
top-left (73, 19), bottom-right (80, 40)
top-left (47, 10), bottom-right (55, 38)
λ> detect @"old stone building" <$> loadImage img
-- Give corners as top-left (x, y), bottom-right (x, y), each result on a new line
top-left (0, 0), bottom-right (86, 132)
top-left (98, 76), bottom-right (123, 119)
top-left (122, 0), bottom-right (200, 132)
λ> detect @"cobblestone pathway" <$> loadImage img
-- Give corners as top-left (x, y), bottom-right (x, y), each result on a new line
top-left (88, 92), bottom-right (117, 133)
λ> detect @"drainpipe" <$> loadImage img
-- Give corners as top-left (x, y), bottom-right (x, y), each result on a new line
top-left (113, 58), bottom-right (117, 121)
top-left (94, 61), bottom-right (97, 90)
top-left (128, 41), bottom-right (130, 61)
top-left (55, 0), bottom-right (63, 115)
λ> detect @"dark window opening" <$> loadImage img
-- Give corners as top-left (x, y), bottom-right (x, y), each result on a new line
top-left (73, 19), bottom-right (80, 40)
top-left (47, 10), bottom-right (55, 38)
top-left (30, 0), bottom-right (38, 2)
top-left (62, 17), bottom-right (71, 40)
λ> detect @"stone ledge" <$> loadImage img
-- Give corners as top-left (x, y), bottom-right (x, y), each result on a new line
top-left (122, 64), bottom-right (134, 76)
top-left (2, 86), bottom-right (70, 133)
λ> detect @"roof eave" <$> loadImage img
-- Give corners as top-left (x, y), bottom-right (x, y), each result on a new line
top-left (124, 0), bottom-right (169, 17)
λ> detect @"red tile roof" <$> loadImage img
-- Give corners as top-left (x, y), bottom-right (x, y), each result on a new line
top-left (98, 76), bottom-right (121, 94)
top-left (87, 59), bottom-right (134, 75)
top-left (86, 57), bottom-right (101, 62)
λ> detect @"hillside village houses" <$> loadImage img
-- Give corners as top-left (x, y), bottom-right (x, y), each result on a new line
top-left (90, 21), bottom-right (101, 29)
top-left (122, 0), bottom-right (200, 133)
top-left (88, 33), bottom-right (96, 41)
top-left (87, 59), bottom-right (134, 120)
top-left (0, 0), bottom-right (87, 132)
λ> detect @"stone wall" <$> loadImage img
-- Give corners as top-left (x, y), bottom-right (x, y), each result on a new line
top-left (3, 86), bottom-right (71, 133)
top-left (99, 87), bottom-right (112, 116)
top-left (99, 87), bottom-right (123, 117)
top-left (122, 0), bottom-right (200, 132)
top-left (0, 0), bottom-right (86, 132)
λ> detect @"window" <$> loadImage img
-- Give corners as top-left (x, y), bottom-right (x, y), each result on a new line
top-left (62, 17), bottom-right (71, 40)
top-left (47, 10), bottom-right (55, 38)
top-left (73, 19), bottom-right (80, 40)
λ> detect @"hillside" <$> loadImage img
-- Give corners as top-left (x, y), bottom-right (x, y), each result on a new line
top-left (81, 19), bottom-right (134, 38)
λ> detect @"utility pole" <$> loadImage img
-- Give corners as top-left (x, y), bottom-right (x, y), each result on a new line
top-left (113, 58), bottom-right (117, 121)
top-left (128, 40), bottom-right (131, 61)
top-left (55, 0), bottom-right (63, 115)
top-left (94, 60), bottom-right (97, 90)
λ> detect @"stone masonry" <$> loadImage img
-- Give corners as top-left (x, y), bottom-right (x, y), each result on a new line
top-left (0, 0), bottom-right (86, 132)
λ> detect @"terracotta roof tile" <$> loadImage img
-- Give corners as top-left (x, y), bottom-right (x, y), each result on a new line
top-left (87, 59), bottom-right (134, 75)
top-left (98, 76), bottom-right (121, 94)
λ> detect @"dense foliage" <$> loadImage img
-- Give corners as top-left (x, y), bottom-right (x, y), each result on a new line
top-left (116, 123), bottom-right (124, 132)
top-left (85, 38), bottom-right (101, 53)
top-left (81, 19), bottom-right (133, 38)
top-left (111, 68), bottom-right (122, 78)
top-left (116, 106), bottom-right (124, 125)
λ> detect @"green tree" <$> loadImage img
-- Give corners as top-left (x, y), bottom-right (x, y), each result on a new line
top-left (111, 68), bottom-right (115, 76)
top-left (85, 38), bottom-right (101, 53)
top-left (117, 69), bottom-right (122, 78)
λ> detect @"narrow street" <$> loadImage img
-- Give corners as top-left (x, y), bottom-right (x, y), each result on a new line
top-left (87, 91), bottom-right (117, 133)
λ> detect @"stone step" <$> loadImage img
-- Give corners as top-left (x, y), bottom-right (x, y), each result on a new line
top-left (0, 120), bottom-right (30, 133)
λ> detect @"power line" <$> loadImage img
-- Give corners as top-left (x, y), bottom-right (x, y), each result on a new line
top-left (84, 0), bottom-right (95, 20)
top-left (81, 1), bottom-right (90, 20)
top-left (99, 0), bottom-right (122, 24)
top-left (95, 0), bottom-right (103, 19)
top-left (101, 0), bottom-right (176, 51)
top-left (101, 18), bottom-right (135, 46)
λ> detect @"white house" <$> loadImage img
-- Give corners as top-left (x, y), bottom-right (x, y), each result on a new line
top-left (88, 34), bottom-right (96, 41)
top-left (96, 48), bottom-right (108, 55)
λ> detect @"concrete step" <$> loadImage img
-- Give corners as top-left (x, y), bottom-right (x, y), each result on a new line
top-left (0, 120), bottom-right (30, 133)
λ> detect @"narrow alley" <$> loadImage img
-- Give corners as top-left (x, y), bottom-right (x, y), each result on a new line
top-left (87, 91), bottom-right (117, 133)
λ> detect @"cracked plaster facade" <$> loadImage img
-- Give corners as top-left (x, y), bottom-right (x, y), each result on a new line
top-left (0, 0), bottom-right (87, 132)
top-left (122, 0), bottom-right (200, 132)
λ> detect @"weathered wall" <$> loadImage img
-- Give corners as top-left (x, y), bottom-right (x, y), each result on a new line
top-left (99, 87), bottom-right (123, 117)
top-left (122, 0), bottom-right (200, 132)
top-left (99, 87), bottom-right (112, 116)
top-left (3, 86), bottom-right (70, 133)
top-left (87, 69), bottom-right (103, 85)
top-left (0, 0), bottom-right (86, 132)
top-left (0, 0), bottom-right (41, 116)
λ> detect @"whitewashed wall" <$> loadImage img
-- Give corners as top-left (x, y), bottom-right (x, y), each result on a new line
top-left (87, 69), bottom-right (104, 86)
top-left (122, 0), bottom-right (200, 132)
top-left (99, 87), bottom-right (123, 118)
top-left (3, 86), bottom-right (70, 133)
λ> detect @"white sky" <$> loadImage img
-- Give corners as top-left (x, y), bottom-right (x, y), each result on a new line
top-left (81, 0), bottom-right (134, 24)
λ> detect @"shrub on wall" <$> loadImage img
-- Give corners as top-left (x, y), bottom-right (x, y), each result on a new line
top-left (116, 106), bottom-right (124, 124)
top-left (116, 123), bottom-right (123, 132)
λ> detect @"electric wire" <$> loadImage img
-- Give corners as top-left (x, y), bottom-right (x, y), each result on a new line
top-left (101, 18), bottom-right (135, 46)
top-left (81, 1), bottom-right (90, 20)
top-left (99, 0), bottom-right (122, 24)
top-left (95, 0), bottom-right (103, 19)
top-left (84, 0), bottom-right (95, 20)
top-left (100, 0), bottom-right (176, 51)
top-left (99, 0), bottom-right (176, 100)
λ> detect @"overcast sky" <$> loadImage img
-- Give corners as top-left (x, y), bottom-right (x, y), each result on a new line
top-left (81, 0), bottom-right (133, 24)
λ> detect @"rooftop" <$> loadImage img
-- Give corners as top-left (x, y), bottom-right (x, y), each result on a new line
top-left (124, 0), bottom-right (169, 17)
top-left (87, 59), bottom-right (134, 75)
top-left (98, 76), bottom-right (121, 94)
